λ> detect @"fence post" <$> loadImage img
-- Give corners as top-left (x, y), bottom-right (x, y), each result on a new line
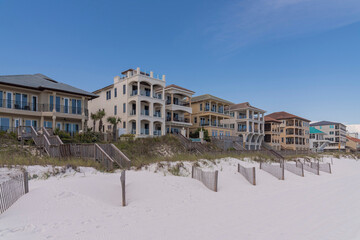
top-left (214, 170), bottom-right (218, 192)
top-left (252, 167), bottom-right (256, 186)
top-left (328, 163), bottom-right (332, 174)
top-left (317, 160), bottom-right (320, 175)
top-left (121, 170), bottom-right (126, 207)
top-left (237, 163), bottom-right (240, 173)
top-left (191, 165), bottom-right (195, 178)
top-left (331, 158), bottom-right (333, 165)
top-left (281, 160), bottom-right (285, 180)
top-left (23, 172), bottom-right (29, 194)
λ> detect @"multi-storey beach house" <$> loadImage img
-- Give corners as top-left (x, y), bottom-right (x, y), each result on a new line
top-left (88, 68), bottom-right (166, 137)
top-left (190, 94), bottom-right (233, 137)
top-left (165, 84), bottom-right (194, 137)
top-left (223, 102), bottom-right (266, 150)
top-left (264, 115), bottom-right (282, 151)
top-left (265, 111), bottom-right (310, 151)
top-left (0, 74), bottom-right (97, 134)
top-left (346, 135), bottom-right (360, 152)
top-left (309, 127), bottom-right (330, 152)
top-left (310, 121), bottom-right (347, 151)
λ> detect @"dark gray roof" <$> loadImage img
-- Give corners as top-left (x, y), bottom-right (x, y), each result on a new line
top-left (0, 74), bottom-right (98, 99)
top-left (310, 121), bottom-right (343, 126)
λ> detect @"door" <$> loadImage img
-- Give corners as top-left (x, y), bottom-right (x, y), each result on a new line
top-left (25, 120), bottom-right (32, 133)
top-left (22, 94), bottom-right (28, 110)
top-left (15, 93), bottom-right (21, 109)
top-left (32, 96), bottom-right (37, 111)
top-left (55, 96), bottom-right (60, 112)
top-left (64, 98), bottom-right (69, 113)
top-left (14, 119), bottom-right (21, 128)
top-left (7, 92), bottom-right (13, 108)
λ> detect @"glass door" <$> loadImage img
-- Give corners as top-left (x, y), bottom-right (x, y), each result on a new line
top-left (32, 96), bottom-right (37, 111)
top-left (64, 98), bottom-right (69, 113)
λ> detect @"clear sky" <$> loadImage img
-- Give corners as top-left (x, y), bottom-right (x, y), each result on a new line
top-left (1, 0), bottom-right (360, 124)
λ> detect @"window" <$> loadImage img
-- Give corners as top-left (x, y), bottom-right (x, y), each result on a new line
top-left (123, 122), bottom-right (126, 128)
top-left (114, 105), bottom-right (117, 115)
top-left (330, 131), bottom-right (334, 135)
top-left (55, 96), bottom-right (60, 112)
top-left (7, 92), bottom-right (12, 109)
top-left (49, 95), bottom-right (54, 111)
top-left (0, 91), bottom-right (3, 108)
top-left (114, 88), bottom-right (117, 97)
top-left (44, 121), bottom-right (53, 128)
top-left (194, 117), bottom-right (197, 123)
top-left (77, 100), bottom-right (82, 114)
top-left (106, 90), bottom-right (111, 100)
top-left (212, 130), bottom-right (218, 137)
top-left (64, 98), bottom-right (69, 113)
top-left (0, 117), bottom-right (10, 131)
top-left (56, 122), bottom-right (62, 130)
top-left (123, 85), bottom-right (126, 94)
top-left (72, 99), bottom-right (77, 114)
top-left (200, 104), bottom-right (202, 111)
top-left (32, 96), bottom-right (37, 111)
top-left (123, 103), bottom-right (126, 113)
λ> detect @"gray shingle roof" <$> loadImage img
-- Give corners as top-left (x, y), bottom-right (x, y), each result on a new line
top-left (310, 121), bottom-right (343, 126)
top-left (0, 74), bottom-right (98, 99)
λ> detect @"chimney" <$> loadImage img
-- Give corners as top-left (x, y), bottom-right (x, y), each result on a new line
top-left (150, 71), bottom-right (154, 78)
top-left (136, 67), bottom-right (140, 74)
top-left (162, 74), bottom-right (166, 81)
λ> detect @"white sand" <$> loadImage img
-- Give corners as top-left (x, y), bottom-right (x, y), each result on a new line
top-left (0, 157), bottom-right (359, 240)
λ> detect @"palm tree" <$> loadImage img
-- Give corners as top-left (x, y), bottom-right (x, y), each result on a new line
top-left (97, 109), bottom-right (106, 132)
top-left (90, 113), bottom-right (98, 132)
top-left (107, 116), bottom-right (121, 141)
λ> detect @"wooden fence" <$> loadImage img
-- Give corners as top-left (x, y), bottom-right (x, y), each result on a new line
top-left (120, 170), bottom-right (126, 206)
top-left (0, 172), bottom-right (29, 214)
top-left (237, 164), bottom-right (256, 185)
top-left (260, 162), bottom-right (284, 180)
top-left (297, 161), bottom-right (319, 175)
top-left (191, 166), bottom-right (218, 192)
top-left (311, 162), bottom-right (331, 174)
top-left (284, 162), bottom-right (304, 177)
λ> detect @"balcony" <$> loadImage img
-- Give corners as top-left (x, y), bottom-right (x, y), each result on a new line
top-left (153, 93), bottom-right (162, 99)
top-left (153, 112), bottom-right (162, 118)
top-left (166, 100), bottom-right (189, 106)
top-left (166, 116), bottom-right (190, 123)
top-left (0, 100), bottom-right (87, 116)
top-left (141, 128), bottom-right (150, 135)
top-left (130, 129), bottom-right (136, 134)
top-left (153, 130), bottom-right (162, 136)
top-left (141, 110), bottom-right (150, 116)
top-left (129, 110), bottom-right (136, 116)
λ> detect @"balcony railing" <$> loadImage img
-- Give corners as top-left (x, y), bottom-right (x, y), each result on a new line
top-left (0, 100), bottom-right (87, 116)
top-left (166, 117), bottom-right (190, 123)
top-left (130, 110), bottom-right (136, 116)
top-left (141, 128), bottom-right (149, 135)
top-left (153, 130), bottom-right (162, 136)
top-left (153, 93), bottom-right (162, 99)
top-left (166, 100), bottom-right (189, 106)
top-left (130, 129), bottom-right (136, 134)
top-left (154, 112), bottom-right (161, 117)
top-left (140, 90), bottom-right (151, 97)
top-left (141, 110), bottom-right (149, 116)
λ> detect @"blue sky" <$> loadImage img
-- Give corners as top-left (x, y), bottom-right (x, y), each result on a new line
top-left (1, 0), bottom-right (360, 124)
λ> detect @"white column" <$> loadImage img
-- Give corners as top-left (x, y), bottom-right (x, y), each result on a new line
top-left (252, 122), bottom-right (255, 133)
top-left (150, 85), bottom-right (153, 98)
top-left (136, 99), bottom-right (140, 135)
top-left (161, 122), bottom-right (165, 135)
top-left (162, 88), bottom-right (165, 100)
top-left (150, 120), bottom-right (154, 136)
top-left (246, 109), bottom-right (249, 119)
top-left (137, 81), bottom-right (140, 96)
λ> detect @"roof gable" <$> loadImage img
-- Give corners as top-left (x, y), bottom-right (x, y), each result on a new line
top-left (191, 94), bottom-right (233, 105)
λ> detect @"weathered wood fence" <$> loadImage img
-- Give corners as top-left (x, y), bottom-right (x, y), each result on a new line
top-left (284, 162), bottom-right (304, 177)
top-left (237, 164), bottom-right (256, 185)
top-left (191, 166), bottom-right (218, 192)
top-left (260, 162), bottom-right (284, 180)
top-left (0, 172), bottom-right (29, 214)
top-left (297, 161), bottom-right (319, 175)
top-left (311, 162), bottom-right (331, 174)
top-left (120, 170), bottom-right (126, 206)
